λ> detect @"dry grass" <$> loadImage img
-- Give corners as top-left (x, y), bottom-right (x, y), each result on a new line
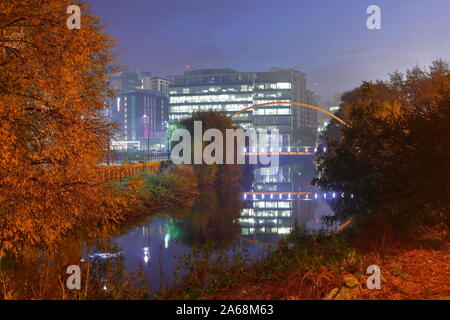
top-left (360, 244), bottom-right (450, 300)
top-left (205, 243), bottom-right (449, 300)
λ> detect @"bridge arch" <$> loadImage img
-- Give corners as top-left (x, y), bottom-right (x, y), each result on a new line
top-left (228, 101), bottom-right (349, 127)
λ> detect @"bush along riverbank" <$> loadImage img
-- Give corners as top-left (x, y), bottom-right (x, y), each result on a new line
top-left (160, 223), bottom-right (449, 300)
top-left (117, 164), bottom-right (200, 220)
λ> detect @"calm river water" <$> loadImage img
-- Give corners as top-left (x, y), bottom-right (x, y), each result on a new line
top-left (92, 157), bottom-right (337, 293)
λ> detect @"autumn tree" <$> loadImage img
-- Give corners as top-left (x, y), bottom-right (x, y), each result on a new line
top-left (315, 61), bottom-right (450, 236)
top-left (0, 0), bottom-right (124, 255)
top-left (178, 111), bottom-right (248, 189)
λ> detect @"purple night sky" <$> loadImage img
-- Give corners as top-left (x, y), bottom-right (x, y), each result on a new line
top-left (89, 0), bottom-right (450, 101)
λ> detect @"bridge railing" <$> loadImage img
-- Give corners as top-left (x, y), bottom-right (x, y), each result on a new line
top-left (99, 161), bottom-right (169, 182)
top-left (242, 146), bottom-right (322, 154)
top-left (104, 151), bottom-right (170, 166)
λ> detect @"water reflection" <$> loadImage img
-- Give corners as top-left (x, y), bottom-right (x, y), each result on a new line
top-left (178, 187), bottom-right (243, 246)
top-left (239, 160), bottom-right (334, 244)
top-left (113, 159), bottom-right (336, 292)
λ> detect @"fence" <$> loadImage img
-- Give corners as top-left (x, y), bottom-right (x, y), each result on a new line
top-left (100, 161), bottom-right (169, 182)
top-left (105, 151), bottom-right (170, 165)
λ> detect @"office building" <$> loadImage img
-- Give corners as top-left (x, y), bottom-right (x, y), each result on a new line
top-left (108, 90), bottom-right (169, 150)
top-left (107, 69), bottom-right (170, 150)
top-left (169, 68), bottom-right (318, 146)
top-left (110, 69), bottom-right (170, 95)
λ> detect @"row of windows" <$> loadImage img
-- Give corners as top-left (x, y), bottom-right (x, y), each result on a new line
top-left (241, 227), bottom-right (292, 235)
top-left (169, 82), bottom-right (292, 95)
top-left (255, 92), bottom-right (292, 99)
top-left (239, 218), bottom-right (292, 226)
top-left (253, 201), bottom-right (292, 209)
top-left (254, 108), bottom-right (291, 115)
top-left (241, 209), bottom-right (292, 217)
top-left (170, 94), bottom-right (253, 104)
top-left (170, 84), bottom-right (253, 95)
top-left (170, 103), bottom-right (252, 113)
top-left (171, 105), bottom-right (292, 115)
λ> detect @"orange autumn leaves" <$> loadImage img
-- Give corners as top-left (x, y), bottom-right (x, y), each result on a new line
top-left (0, 0), bottom-right (124, 255)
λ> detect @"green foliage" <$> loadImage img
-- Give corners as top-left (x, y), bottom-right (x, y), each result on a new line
top-left (316, 60), bottom-right (450, 236)
top-left (163, 225), bottom-right (361, 299)
top-left (118, 165), bottom-right (198, 213)
top-left (161, 243), bottom-right (250, 299)
top-left (281, 224), bottom-right (356, 272)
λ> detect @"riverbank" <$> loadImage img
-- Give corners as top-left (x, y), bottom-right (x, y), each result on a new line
top-left (117, 164), bottom-right (199, 221)
top-left (0, 165), bottom-right (200, 300)
top-left (207, 244), bottom-right (450, 300)
top-left (161, 225), bottom-right (449, 300)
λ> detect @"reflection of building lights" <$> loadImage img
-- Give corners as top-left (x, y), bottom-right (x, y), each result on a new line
top-left (164, 234), bottom-right (170, 249)
top-left (143, 247), bottom-right (150, 263)
top-left (277, 227), bottom-right (291, 234)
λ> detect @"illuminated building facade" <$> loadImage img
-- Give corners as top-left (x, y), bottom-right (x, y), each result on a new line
top-left (169, 68), bottom-right (318, 146)
top-left (108, 90), bottom-right (169, 150)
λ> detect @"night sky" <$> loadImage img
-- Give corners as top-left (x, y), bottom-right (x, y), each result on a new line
top-left (89, 0), bottom-right (450, 101)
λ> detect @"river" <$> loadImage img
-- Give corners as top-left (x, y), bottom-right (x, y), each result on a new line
top-left (92, 157), bottom-right (337, 294)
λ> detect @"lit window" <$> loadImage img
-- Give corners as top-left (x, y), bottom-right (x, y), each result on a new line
top-left (276, 82), bottom-right (291, 89)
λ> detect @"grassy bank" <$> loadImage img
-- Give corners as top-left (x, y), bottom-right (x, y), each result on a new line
top-left (160, 224), bottom-right (449, 300)
top-left (118, 164), bottom-right (199, 220)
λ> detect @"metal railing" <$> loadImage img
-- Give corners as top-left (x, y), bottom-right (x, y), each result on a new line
top-left (103, 151), bottom-right (170, 166)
